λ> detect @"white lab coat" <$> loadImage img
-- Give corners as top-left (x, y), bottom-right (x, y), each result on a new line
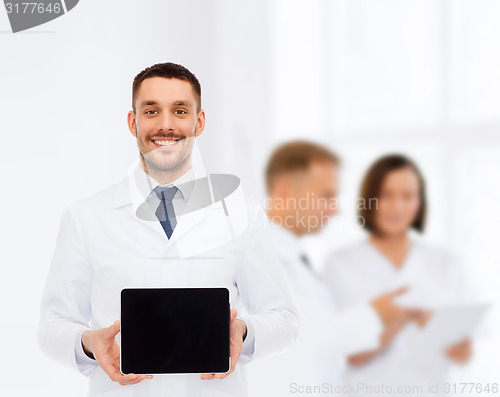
top-left (323, 237), bottom-right (470, 396)
top-left (38, 157), bottom-right (299, 397)
top-left (247, 224), bottom-right (382, 397)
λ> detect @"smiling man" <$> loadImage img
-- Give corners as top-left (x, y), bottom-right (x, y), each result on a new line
top-left (38, 62), bottom-right (299, 397)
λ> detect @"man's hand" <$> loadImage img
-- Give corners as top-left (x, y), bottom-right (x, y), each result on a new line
top-left (201, 309), bottom-right (246, 380)
top-left (81, 320), bottom-right (153, 386)
top-left (445, 338), bottom-right (472, 364)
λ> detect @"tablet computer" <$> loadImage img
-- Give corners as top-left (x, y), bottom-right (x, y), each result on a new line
top-left (120, 287), bottom-right (230, 374)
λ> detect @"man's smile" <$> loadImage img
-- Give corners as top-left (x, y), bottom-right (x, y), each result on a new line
top-left (151, 137), bottom-right (184, 149)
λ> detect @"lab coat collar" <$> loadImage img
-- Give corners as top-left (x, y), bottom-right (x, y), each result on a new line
top-left (128, 160), bottom-right (197, 215)
top-left (142, 166), bottom-right (195, 202)
top-left (268, 220), bottom-right (305, 263)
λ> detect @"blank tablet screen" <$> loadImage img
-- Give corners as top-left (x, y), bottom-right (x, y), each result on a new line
top-left (120, 287), bottom-right (230, 374)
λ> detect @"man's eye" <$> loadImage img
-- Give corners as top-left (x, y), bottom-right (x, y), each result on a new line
top-left (145, 110), bottom-right (157, 115)
top-left (175, 109), bottom-right (187, 114)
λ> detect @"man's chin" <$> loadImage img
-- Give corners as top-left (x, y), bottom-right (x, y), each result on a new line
top-left (144, 159), bottom-right (178, 173)
top-left (142, 151), bottom-right (187, 173)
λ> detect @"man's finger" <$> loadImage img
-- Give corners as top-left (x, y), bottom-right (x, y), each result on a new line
top-left (119, 374), bottom-right (150, 385)
top-left (117, 373), bottom-right (138, 384)
top-left (211, 356), bottom-right (236, 379)
top-left (230, 309), bottom-right (237, 324)
top-left (107, 320), bottom-right (120, 337)
top-left (112, 371), bottom-right (144, 385)
top-left (213, 365), bottom-right (234, 380)
top-left (202, 372), bottom-right (229, 380)
top-left (99, 354), bottom-right (130, 383)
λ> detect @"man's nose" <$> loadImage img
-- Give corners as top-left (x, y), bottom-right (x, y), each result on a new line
top-left (157, 112), bottom-right (175, 131)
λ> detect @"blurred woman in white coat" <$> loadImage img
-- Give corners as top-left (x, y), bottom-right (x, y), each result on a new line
top-left (324, 154), bottom-right (473, 396)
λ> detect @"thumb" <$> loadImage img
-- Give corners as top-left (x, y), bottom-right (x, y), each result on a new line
top-left (230, 309), bottom-right (238, 324)
top-left (107, 320), bottom-right (120, 336)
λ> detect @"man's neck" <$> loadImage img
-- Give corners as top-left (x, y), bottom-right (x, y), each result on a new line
top-left (140, 157), bottom-right (192, 185)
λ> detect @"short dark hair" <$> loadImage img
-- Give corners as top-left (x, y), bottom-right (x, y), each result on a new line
top-left (265, 140), bottom-right (340, 193)
top-left (358, 154), bottom-right (427, 233)
top-left (132, 62), bottom-right (201, 112)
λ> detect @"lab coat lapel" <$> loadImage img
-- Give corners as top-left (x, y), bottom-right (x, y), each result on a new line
top-left (111, 178), bottom-right (167, 240)
top-left (164, 175), bottom-right (214, 250)
top-left (131, 195), bottom-right (212, 252)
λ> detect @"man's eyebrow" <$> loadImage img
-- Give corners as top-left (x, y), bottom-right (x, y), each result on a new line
top-left (139, 99), bottom-right (194, 109)
top-left (173, 100), bottom-right (193, 107)
top-left (139, 100), bottom-right (158, 108)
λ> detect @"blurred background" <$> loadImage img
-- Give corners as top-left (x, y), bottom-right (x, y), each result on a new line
top-left (1, 0), bottom-right (499, 395)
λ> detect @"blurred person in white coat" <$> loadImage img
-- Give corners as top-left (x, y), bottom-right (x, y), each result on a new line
top-left (38, 62), bottom-right (299, 397)
top-left (247, 142), bottom-right (411, 396)
top-left (324, 154), bottom-right (473, 396)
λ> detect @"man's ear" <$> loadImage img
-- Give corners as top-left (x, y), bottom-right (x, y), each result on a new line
top-left (127, 110), bottom-right (137, 138)
top-left (194, 109), bottom-right (206, 137)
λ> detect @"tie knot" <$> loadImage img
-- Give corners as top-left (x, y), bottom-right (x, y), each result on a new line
top-left (154, 185), bottom-right (178, 201)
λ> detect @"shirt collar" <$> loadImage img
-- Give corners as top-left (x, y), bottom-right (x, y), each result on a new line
top-left (127, 159), bottom-right (195, 215)
top-left (268, 219), bottom-right (305, 261)
top-left (141, 163), bottom-right (195, 202)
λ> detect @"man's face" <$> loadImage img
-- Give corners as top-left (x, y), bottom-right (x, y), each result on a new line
top-left (127, 77), bottom-right (205, 175)
top-left (274, 162), bottom-right (340, 234)
top-left (294, 162), bottom-right (340, 232)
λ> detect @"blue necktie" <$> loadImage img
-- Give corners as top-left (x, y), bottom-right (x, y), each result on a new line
top-left (300, 253), bottom-right (311, 268)
top-left (154, 186), bottom-right (178, 239)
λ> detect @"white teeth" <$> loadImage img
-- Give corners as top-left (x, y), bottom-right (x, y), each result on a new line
top-left (154, 140), bottom-right (177, 146)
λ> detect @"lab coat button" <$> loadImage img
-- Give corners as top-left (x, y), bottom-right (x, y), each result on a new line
top-left (164, 389), bottom-right (173, 397)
